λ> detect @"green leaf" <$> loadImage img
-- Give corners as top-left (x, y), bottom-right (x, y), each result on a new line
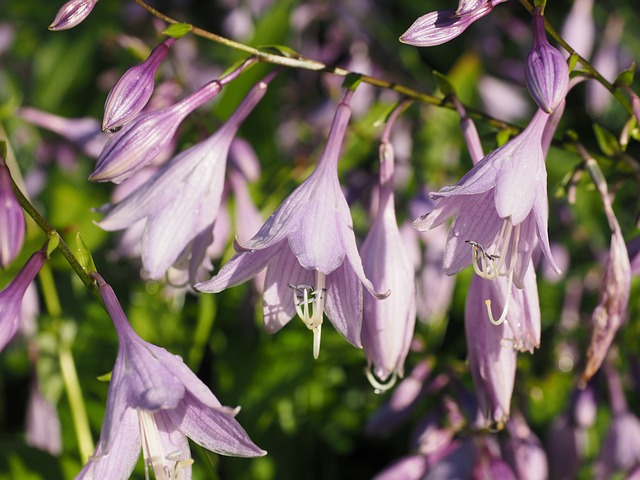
top-left (97, 371), bottom-right (112, 382)
top-left (46, 232), bottom-right (59, 258)
top-left (75, 231), bottom-right (96, 274)
top-left (257, 44), bottom-right (301, 58)
top-left (162, 23), bottom-right (193, 39)
top-left (568, 53), bottom-right (579, 72)
top-left (593, 123), bottom-right (621, 157)
top-left (432, 71), bottom-right (455, 96)
top-left (614, 62), bottom-right (635, 87)
top-left (342, 73), bottom-right (362, 91)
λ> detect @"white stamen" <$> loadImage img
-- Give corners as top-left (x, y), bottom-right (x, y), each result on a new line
top-left (365, 367), bottom-right (398, 394)
top-left (484, 269), bottom-right (514, 326)
top-left (289, 271), bottom-right (327, 359)
top-left (467, 219), bottom-right (521, 281)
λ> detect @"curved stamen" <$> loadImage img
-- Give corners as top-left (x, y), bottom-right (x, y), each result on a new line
top-left (467, 218), bottom-right (522, 281)
top-left (364, 367), bottom-right (398, 394)
top-left (484, 270), bottom-right (514, 326)
top-left (288, 272), bottom-right (327, 358)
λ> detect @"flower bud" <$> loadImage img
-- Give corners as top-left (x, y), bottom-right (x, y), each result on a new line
top-left (526, 12), bottom-right (569, 113)
top-left (48, 0), bottom-right (97, 31)
top-left (0, 161), bottom-right (25, 268)
top-left (102, 38), bottom-right (176, 133)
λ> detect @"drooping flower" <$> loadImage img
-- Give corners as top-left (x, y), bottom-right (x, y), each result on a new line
top-left (414, 108), bottom-right (559, 295)
top-left (26, 378), bottom-right (62, 456)
top-left (90, 79), bottom-right (223, 184)
top-left (502, 412), bottom-right (548, 480)
top-left (97, 76), bottom-right (271, 279)
top-left (360, 136), bottom-right (416, 389)
top-left (526, 10), bottom-right (569, 114)
top-left (76, 273), bottom-right (265, 480)
top-left (560, 0), bottom-right (595, 59)
top-left (0, 249), bottom-right (46, 351)
top-left (400, 0), bottom-right (507, 47)
top-left (196, 90), bottom-right (388, 358)
top-left (102, 38), bottom-right (177, 133)
top-left (48, 0), bottom-right (97, 31)
top-left (0, 160), bottom-right (25, 268)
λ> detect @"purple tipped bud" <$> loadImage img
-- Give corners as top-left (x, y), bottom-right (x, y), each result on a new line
top-left (90, 79), bottom-right (222, 183)
top-left (48, 0), bottom-right (97, 31)
top-left (526, 12), bottom-right (569, 114)
top-left (102, 38), bottom-right (176, 132)
top-left (0, 161), bottom-right (26, 268)
top-left (0, 249), bottom-right (46, 351)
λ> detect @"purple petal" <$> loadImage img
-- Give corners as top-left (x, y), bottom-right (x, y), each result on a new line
top-left (324, 261), bottom-right (363, 348)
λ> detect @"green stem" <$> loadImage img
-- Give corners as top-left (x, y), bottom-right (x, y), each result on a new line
top-left (518, 0), bottom-right (632, 115)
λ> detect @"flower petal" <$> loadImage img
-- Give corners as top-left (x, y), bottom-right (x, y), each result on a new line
top-left (324, 261), bottom-right (363, 348)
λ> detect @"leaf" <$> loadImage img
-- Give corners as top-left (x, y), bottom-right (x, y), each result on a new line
top-left (568, 53), bottom-right (579, 72)
top-left (614, 62), bottom-right (635, 87)
top-left (75, 231), bottom-right (96, 274)
top-left (433, 71), bottom-right (455, 96)
top-left (342, 73), bottom-right (362, 91)
top-left (593, 123), bottom-right (621, 157)
top-left (163, 23), bottom-right (193, 39)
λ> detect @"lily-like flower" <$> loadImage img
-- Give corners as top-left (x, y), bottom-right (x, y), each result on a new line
top-left (97, 77), bottom-right (271, 279)
top-left (48, 0), bottom-right (97, 31)
top-left (76, 273), bottom-right (265, 480)
top-left (526, 10), bottom-right (569, 114)
top-left (414, 108), bottom-right (559, 301)
top-left (465, 274), bottom-right (517, 426)
top-left (26, 378), bottom-right (62, 455)
top-left (0, 160), bottom-right (25, 268)
top-left (102, 38), bottom-right (176, 133)
top-left (361, 139), bottom-right (416, 389)
top-left (400, 0), bottom-right (507, 47)
top-left (0, 249), bottom-right (46, 351)
top-left (503, 413), bottom-right (548, 480)
top-left (196, 90), bottom-right (388, 358)
top-left (90, 79), bottom-right (223, 184)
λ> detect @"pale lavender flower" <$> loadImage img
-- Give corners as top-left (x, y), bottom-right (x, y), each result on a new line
top-left (97, 77), bottom-right (269, 279)
top-left (90, 79), bottom-right (223, 184)
top-left (465, 274), bottom-right (517, 426)
top-left (373, 454), bottom-right (429, 480)
top-left (76, 274), bottom-right (265, 479)
top-left (49, 0), bottom-right (97, 31)
top-left (560, 0), bottom-right (595, 59)
top-left (414, 109), bottom-right (559, 297)
top-left (102, 38), bottom-right (176, 133)
top-left (400, 0), bottom-right (507, 47)
top-left (502, 413), bottom-right (548, 480)
top-left (586, 16), bottom-right (623, 116)
top-left (18, 107), bottom-right (108, 159)
top-left (526, 10), bottom-right (569, 114)
top-left (546, 415), bottom-right (582, 480)
top-left (0, 249), bottom-right (46, 351)
top-left (361, 140), bottom-right (417, 388)
top-left (26, 379), bottom-right (62, 455)
top-left (0, 161), bottom-right (25, 268)
top-left (196, 91), bottom-right (388, 358)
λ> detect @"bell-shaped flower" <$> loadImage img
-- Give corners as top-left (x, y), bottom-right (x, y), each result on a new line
top-left (196, 91), bottom-right (388, 358)
top-left (76, 274), bottom-right (265, 480)
top-left (97, 77), bottom-right (269, 279)
top-left (102, 38), bottom-right (176, 133)
top-left (0, 249), bottom-right (46, 351)
top-left (414, 108), bottom-right (559, 293)
top-left (400, 0), bottom-right (507, 47)
top-left (502, 413), bottom-right (548, 480)
top-left (26, 378), bottom-right (62, 455)
top-left (526, 11), bottom-right (569, 114)
top-left (48, 0), bottom-right (97, 31)
top-left (0, 161), bottom-right (25, 268)
top-left (560, 0), bottom-right (595, 59)
top-left (90, 79), bottom-right (223, 184)
top-left (361, 141), bottom-right (416, 389)
top-left (465, 274), bottom-right (517, 426)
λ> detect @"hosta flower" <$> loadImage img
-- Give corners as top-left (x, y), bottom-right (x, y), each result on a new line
top-left (97, 77), bottom-right (270, 279)
top-left (102, 38), bottom-right (176, 133)
top-left (0, 160), bottom-right (25, 268)
top-left (76, 274), bottom-right (265, 480)
top-left (90, 79), bottom-right (223, 184)
top-left (361, 141), bottom-right (416, 388)
top-left (414, 109), bottom-right (559, 300)
top-left (526, 10), bottom-right (569, 114)
top-left (400, 0), bottom-right (507, 47)
top-left (196, 91), bottom-right (388, 358)
top-left (26, 379), bottom-right (62, 456)
top-left (503, 413), bottom-right (548, 480)
top-left (49, 0), bottom-right (97, 31)
top-left (0, 249), bottom-right (46, 351)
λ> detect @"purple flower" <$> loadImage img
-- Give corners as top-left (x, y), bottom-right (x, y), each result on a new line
top-left (361, 142), bottom-right (416, 387)
top-left (400, 0), bottom-right (507, 47)
top-left (414, 109), bottom-right (559, 291)
top-left (526, 11), bottom-right (569, 114)
top-left (76, 274), bottom-right (265, 479)
top-left (196, 91), bottom-right (388, 358)
top-left (560, 0), bottom-right (595, 59)
top-left (90, 79), bottom-right (223, 184)
top-left (0, 249), bottom-right (46, 351)
top-left (102, 38), bottom-right (176, 133)
top-left (502, 413), bottom-right (548, 480)
top-left (0, 161), bottom-right (25, 268)
top-left (97, 77), bottom-right (269, 279)
top-left (26, 379), bottom-right (62, 456)
top-left (48, 0), bottom-right (97, 31)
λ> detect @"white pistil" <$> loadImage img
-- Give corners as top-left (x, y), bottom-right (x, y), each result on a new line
top-left (485, 270), bottom-right (514, 326)
top-left (365, 367), bottom-right (398, 394)
top-left (289, 271), bottom-right (327, 359)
